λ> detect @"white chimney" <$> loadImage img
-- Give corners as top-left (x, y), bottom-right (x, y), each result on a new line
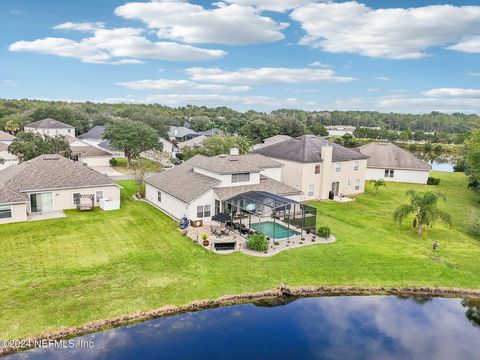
top-left (230, 147), bottom-right (239, 156)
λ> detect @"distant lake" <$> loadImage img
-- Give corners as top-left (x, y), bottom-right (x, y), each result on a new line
top-left (8, 295), bottom-right (480, 360)
top-left (411, 151), bottom-right (461, 172)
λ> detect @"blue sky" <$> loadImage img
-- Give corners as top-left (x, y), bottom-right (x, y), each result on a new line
top-left (1, 0), bottom-right (479, 113)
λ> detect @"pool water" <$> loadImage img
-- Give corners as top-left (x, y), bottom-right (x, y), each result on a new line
top-left (250, 221), bottom-right (299, 239)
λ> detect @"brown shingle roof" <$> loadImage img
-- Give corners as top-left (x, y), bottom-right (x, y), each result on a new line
top-left (191, 154), bottom-right (282, 174)
top-left (0, 154), bottom-right (116, 204)
top-left (0, 130), bottom-right (16, 142)
top-left (25, 118), bottom-right (74, 129)
top-left (357, 142), bottom-right (431, 171)
top-left (253, 134), bottom-right (368, 163)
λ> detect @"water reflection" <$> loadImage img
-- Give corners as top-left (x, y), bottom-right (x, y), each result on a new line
top-left (412, 151), bottom-right (461, 172)
top-left (8, 296), bottom-right (480, 360)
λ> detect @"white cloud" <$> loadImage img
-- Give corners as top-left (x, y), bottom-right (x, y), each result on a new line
top-left (308, 61), bottom-right (330, 68)
top-left (422, 88), bottom-right (480, 98)
top-left (375, 76), bottom-right (390, 81)
top-left (53, 22), bottom-right (105, 32)
top-left (112, 59), bottom-right (144, 65)
top-left (223, 0), bottom-right (313, 12)
top-left (9, 26), bottom-right (225, 63)
top-left (0, 80), bottom-right (17, 87)
top-left (116, 79), bottom-right (251, 92)
top-left (467, 72), bottom-right (480, 77)
top-left (291, 2), bottom-right (480, 59)
top-left (102, 93), bottom-right (315, 110)
top-left (185, 67), bottom-right (355, 84)
top-left (376, 93), bottom-right (480, 113)
top-left (448, 36), bottom-right (480, 53)
top-left (115, 1), bottom-right (288, 45)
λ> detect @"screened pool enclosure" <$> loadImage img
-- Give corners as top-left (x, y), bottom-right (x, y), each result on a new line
top-left (223, 191), bottom-right (317, 240)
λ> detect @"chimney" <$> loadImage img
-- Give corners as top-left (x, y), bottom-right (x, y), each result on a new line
top-left (230, 147), bottom-right (239, 156)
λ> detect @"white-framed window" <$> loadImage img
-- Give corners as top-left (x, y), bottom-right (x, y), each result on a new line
top-left (73, 192), bottom-right (80, 205)
top-left (0, 204), bottom-right (12, 219)
top-left (196, 205), bottom-right (211, 218)
top-left (232, 173), bottom-right (250, 183)
top-left (157, 191), bottom-right (162, 203)
top-left (314, 164), bottom-right (321, 174)
top-left (95, 191), bottom-right (104, 203)
top-left (308, 184), bottom-right (315, 197)
top-left (354, 161), bottom-right (359, 171)
top-left (355, 180), bottom-right (361, 191)
top-left (335, 163), bottom-right (341, 172)
top-left (384, 169), bottom-right (394, 178)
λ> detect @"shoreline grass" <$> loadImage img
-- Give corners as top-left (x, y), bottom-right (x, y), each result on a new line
top-left (0, 171), bottom-right (479, 340)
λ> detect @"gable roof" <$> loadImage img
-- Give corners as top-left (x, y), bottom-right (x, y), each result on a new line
top-left (191, 153), bottom-right (282, 174)
top-left (253, 134), bottom-right (368, 163)
top-left (168, 126), bottom-right (198, 139)
top-left (357, 142), bottom-right (432, 171)
top-left (78, 126), bottom-right (104, 140)
top-left (145, 158), bottom-right (221, 203)
top-left (177, 135), bottom-right (208, 150)
top-left (0, 130), bottom-right (16, 142)
top-left (0, 154), bottom-right (116, 204)
top-left (25, 118), bottom-right (74, 129)
top-left (252, 135), bottom-right (292, 150)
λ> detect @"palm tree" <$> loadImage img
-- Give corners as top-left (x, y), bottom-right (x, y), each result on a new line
top-left (393, 190), bottom-right (453, 235)
top-left (369, 179), bottom-right (386, 195)
top-left (235, 135), bottom-right (252, 154)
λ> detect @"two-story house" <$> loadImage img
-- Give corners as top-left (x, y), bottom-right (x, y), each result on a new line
top-left (144, 149), bottom-right (301, 222)
top-left (24, 118), bottom-right (75, 137)
top-left (253, 135), bottom-right (368, 200)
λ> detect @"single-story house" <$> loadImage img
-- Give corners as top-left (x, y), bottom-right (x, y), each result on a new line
top-left (357, 142), bottom-right (431, 184)
top-left (168, 126), bottom-right (199, 142)
top-left (0, 143), bottom-right (18, 171)
top-left (66, 136), bottom-right (113, 167)
top-left (97, 139), bottom-right (124, 158)
top-left (0, 130), bottom-right (16, 145)
top-left (78, 125), bottom-right (105, 146)
top-left (0, 154), bottom-right (121, 224)
top-left (253, 135), bottom-right (369, 200)
top-left (177, 135), bottom-right (208, 151)
top-left (24, 118), bottom-right (75, 137)
top-left (144, 150), bottom-right (301, 222)
top-left (159, 137), bottom-right (176, 158)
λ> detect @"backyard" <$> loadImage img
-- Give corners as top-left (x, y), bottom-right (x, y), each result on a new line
top-left (1, 171), bottom-right (480, 340)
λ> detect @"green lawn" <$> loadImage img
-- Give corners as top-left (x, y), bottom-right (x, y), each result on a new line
top-left (1, 171), bottom-right (480, 339)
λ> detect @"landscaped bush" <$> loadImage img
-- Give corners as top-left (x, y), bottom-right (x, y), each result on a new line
top-left (246, 233), bottom-right (268, 252)
top-left (317, 226), bottom-right (331, 238)
top-left (109, 158), bottom-right (118, 166)
top-left (427, 177), bottom-right (441, 185)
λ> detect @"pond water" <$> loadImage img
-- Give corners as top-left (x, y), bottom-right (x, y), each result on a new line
top-left (411, 151), bottom-right (461, 172)
top-left (8, 295), bottom-right (480, 360)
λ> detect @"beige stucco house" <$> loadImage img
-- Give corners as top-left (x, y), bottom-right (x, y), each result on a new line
top-left (357, 142), bottom-right (431, 184)
top-left (144, 151), bottom-right (301, 222)
top-left (0, 154), bottom-right (120, 224)
top-left (253, 135), bottom-right (369, 200)
top-left (24, 118), bottom-right (75, 137)
top-left (0, 130), bottom-right (16, 146)
top-left (0, 143), bottom-right (19, 171)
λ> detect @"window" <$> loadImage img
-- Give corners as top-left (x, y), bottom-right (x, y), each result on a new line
top-left (196, 205), bottom-right (211, 218)
top-left (157, 191), bottom-right (162, 203)
top-left (73, 193), bottom-right (80, 205)
top-left (95, 191), bottom-right (104, 203)
top-left (355, 180), bottom-right (361, 191)
top-left (384, 169), bottom-right (394, 178)
top-left (335, 163), bottom-right (341, 172)
top-left (232, 173), bottom-right (250, 183)
top-left (308, 184), bottom-right (315, 197)
top-left (347, 180), bottom-right (351, 186)
top-left (354, 161), bottom-right (359, 171)
top-left (314, 164), bottom-right (321, 174)
top-left (0, 205), bottom-right (12, 219)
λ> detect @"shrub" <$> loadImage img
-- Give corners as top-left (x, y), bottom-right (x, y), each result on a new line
top-left (317, 226), bottom-right (331, 238)
top-left (427, 177), bottom-right (441, 185)
top-left (109, 158), bottom-right (118, 166)
top-left (409, 144), bottom-right (417, 152)
top-left (423, 143), bottom-right (432, 152)
top-left (434, 144), bottom-right (443, 152)
top-left (453, 161), bottom-right (466, 172)
top-left (247, 233), bottom-right (268, 252)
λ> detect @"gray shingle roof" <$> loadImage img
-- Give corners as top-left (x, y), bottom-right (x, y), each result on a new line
top-left (252, 135), bottom-right (293, 150)
top-left (192, 153), bottom-right (282, 174)
top-left (0, 154), bottom-right (116, 204)
top-left (25, 118), bottom-right (74, 129)
top-left (168, 126), bottom-right (198, 138)
top-left (214, 175), bottom-right (301, 201)
top-left (177, 135), bottom-right (208, 150)
top-left (78, 126), bottom-right (104, 140)
top-left (0, 130), bottom-right (16, 141)
top-left (144, 157), bottom-right (221, 203)
top-left (357, 142), bottom-right (432, 171)
top-left (253, 134), bottom-right (368, 163)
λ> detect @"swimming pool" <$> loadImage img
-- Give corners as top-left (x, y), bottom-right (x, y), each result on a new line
top-left (250, 221), bottom-right (299, 239)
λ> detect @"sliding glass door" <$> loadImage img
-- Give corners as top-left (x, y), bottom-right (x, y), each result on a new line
top-left (30, 192), bottom-right (53, 213)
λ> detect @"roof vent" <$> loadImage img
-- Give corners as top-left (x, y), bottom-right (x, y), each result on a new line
top-left (229, 156), bottom-right (238, 161)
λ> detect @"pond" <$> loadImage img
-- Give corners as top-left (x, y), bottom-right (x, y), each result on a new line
top-left (7, 295), bottom-right (480, 360)
top-left (411, 151), bottom-right (461, 172)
